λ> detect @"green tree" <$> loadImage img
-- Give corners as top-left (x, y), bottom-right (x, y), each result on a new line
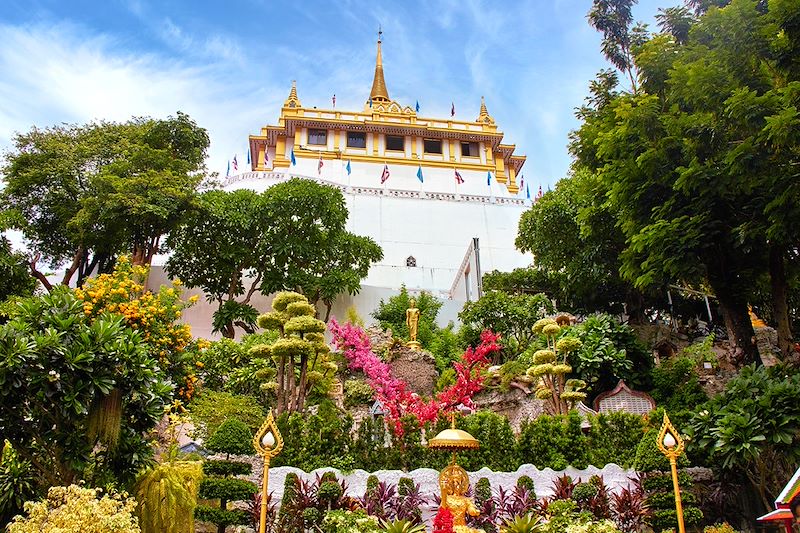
top-left (166, 189), bottom-right (266, 338)
top-left (573, 0), bottom-right (800, 363)
top-left (0, 236), bottom-right (36, 305)
top-left (0, 288), bottom-right (173, 487)
top-left (258, 179), bottom-right (383, 321)
top-left (253, 292), bottom-right (338, 414)
top-left (372, 286), bottom-right (442, 348)
top-left (1, 112), bottom-right (209, 289)
top-left (195, 419), bottom-right (257, 533)
top-left (459, 291), bottom-right (554, 361)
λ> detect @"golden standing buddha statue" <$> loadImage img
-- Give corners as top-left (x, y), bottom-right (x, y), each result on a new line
top-left (406, 297), bottom-right (421, 350)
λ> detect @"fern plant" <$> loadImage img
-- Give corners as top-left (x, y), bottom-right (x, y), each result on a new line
top-left (134, 460), bottom-right (202, 533)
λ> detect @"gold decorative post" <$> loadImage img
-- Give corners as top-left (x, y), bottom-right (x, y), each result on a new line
top-left (657, 412), bottom-right (686, 533)
top-left (253, 410), bottom-right (283, 533)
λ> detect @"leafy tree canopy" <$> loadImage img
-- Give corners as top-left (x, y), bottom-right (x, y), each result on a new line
top-left (1, 112), bottom-right (209, 289)
top-left (371, 286), bottom-right (442, 348)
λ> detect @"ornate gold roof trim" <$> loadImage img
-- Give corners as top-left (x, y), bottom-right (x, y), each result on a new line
top-left (284, 80), bottom-right (301, 108)
top-left (368, 36), bottom-right (390, 104)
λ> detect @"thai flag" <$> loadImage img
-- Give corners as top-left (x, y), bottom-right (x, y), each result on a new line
top-left (454, 169), bottom-right (464, 184)
top-left (318, 154), bottom-right (324, 175)
top-left (537, 185), bottom-right (543, 199)
top-left (332, 94), bottom-right (336, 108)
top-left (451, 102), bottom-right (455, 117)
top-left (232, 155), bottom-right (238, 171)
top-left (380, 163), bottom-right (390, 184)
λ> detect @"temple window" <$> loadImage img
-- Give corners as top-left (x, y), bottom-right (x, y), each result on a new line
top-left (461, 141), bottom-right (479, 157)
top-left (347, 131), bottom-right (366, 148)
top-left (406, 255), bottom-right (417, 267)
top-left (423, 138), bottom-right (442, 154)
top-left (386, 135), bottom-right (405, 151)
top-left (308, 129), bottom-right (327, 145)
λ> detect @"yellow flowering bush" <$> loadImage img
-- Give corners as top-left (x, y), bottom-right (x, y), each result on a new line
top-left (75, 256), bottom-right (199, 400)
top-left (8, 484), bottom-right (140, 533)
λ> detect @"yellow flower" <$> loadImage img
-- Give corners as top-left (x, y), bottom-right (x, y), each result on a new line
top-left (188, 295), bottom-right (199, 304)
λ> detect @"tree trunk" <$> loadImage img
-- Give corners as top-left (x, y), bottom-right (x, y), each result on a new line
top-left (769, 246), bottom-right (794, 359)
top-left (624, 288), bottom-right (647, 325)
top-left (714, 286), bottom-right (760, 366)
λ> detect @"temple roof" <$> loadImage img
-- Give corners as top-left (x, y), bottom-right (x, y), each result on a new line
top-left (368, 34), bottom-right (390, 104)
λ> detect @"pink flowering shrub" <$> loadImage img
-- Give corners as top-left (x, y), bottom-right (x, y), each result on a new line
top-left (329, 320), bottom-right (500, 433)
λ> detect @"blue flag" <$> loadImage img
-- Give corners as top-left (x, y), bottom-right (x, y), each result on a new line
top-left (369, 98), bottom-right (373, 108)
top-left (290, 149), bottom-right (297, 166)
top-left (417, 165), bottom-right (424, 183)
top-left (487, 171), bottom-right (492, 186)
top-left (415, 100), bottom-right (420, 112)
top-left (246, 148), bottom-right (251, 165)
top-left (526, 184), bottom-right (531, 199)
top-left (346, 160), bottom-right (352, 175)
top-left (226, 160), bottom-right (230, 177)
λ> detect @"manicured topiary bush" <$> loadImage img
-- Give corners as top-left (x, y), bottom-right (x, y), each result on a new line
top-left (195, 419), bottom-right (257, 533)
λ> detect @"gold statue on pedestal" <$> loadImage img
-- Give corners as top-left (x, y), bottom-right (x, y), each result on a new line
top-left (406, 298), bottom-right (421, 351)
top-left (428, 413), bottom-right (484, 533)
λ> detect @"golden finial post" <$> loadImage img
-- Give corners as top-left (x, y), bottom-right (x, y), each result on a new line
top-left (253, 409), bottom-right (284, 533)
top-left (657, 412), bottom-right (686, 533)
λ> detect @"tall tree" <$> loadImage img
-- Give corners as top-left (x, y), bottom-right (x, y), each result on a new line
top-left (574, 0), bottom-right (800, 363)
top-left (1, 112), bottom-right (209, 289)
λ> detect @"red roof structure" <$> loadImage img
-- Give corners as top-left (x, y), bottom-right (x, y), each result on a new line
top-left (757, 465), bottom-right (800, 533)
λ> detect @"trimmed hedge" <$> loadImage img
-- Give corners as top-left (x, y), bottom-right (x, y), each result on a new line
top-left (198, 477), bottom-right (258, 501)
top-left (202, 460), bottom-right (252, 477)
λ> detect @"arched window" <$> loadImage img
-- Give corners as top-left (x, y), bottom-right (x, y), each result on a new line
top-left (406, 256), bottom-right (417, 267)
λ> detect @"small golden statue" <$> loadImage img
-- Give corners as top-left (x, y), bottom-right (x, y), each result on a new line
top-left (440, 464), bottom-right (482, 533)
top-left (428, 413), bottom-right (483, 533)
top-left (406, 298), bottom-right (421, 350)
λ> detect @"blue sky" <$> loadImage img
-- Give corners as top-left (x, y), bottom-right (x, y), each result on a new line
top-left (0, 0), bottom-right (676, 189)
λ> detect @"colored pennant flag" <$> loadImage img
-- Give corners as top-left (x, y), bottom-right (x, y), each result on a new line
top-left (226, 160), bottom-right (230, 177)
top-left (417, 165), bottom-right (424, 183)
top-left (346, 160), bottom-right (352, 175)
top-left (290, 149), bottom-right (297, 166)
top-left (526, 184), bottom-right (531, 199)
top-left (415, 100), bottom-right (420, 113)
top-left (369, 98), bottom-right (373, 108)
top-left (487, 171), bottom-right (492, 186)
top-left (232, 155), bottom-right (238, 171)
top-left (246, 149), bottom-right (251, 165)
top-left (451, 102), bottom-right (455, 117)
top-left (519, 174), bottom-right (524, 193)
top-left (454, 169), bottom-right (464, 184)
top-left (264, 149), bottom-right (269, 163)
top-left (332, 94), bottom-right (336, 108)
top-left (318, 153), bottom-right (324, 175)
top-left (380, 163), bottom-right (390, 184)
top-left (537, 185), bottom-right (543, 199)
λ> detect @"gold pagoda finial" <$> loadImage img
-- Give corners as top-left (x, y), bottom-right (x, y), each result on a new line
top-left (284, 80), bottom-right (301, 108)
top-left (477, 96), bottom-right (494, 124)
top-left (368, 27), bottom-right (390, 105)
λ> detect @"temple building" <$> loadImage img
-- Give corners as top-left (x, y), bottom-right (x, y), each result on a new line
top-left (185, 36), bottom-right (533, 332)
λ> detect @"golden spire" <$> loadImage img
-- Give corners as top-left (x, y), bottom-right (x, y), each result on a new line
top-left (477, 96), bottom-right (495, 124)
top-left (284, 80), bottom-right (301, 108)
top-left (368, 27), bottom-right (390, 104)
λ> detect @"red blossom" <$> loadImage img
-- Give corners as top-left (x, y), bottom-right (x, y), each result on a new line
top-left (329, 320), bottom-right (500, 434)
top-left (433, 506), bottom-right (454, 533)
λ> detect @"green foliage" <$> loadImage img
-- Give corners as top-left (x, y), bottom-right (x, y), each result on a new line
top-left (0, 288), bottom-right (172, 487)
top-left (211, 300), bottom-right (259, 337)
top-left (500, 514), bottom-right (543, 533)
top-left (565, 314), bottom-right (653, 395)
top-left (256, 291), bottom-right (337, 414)
top-left (271, 403), bottom-right (355, 471)
top-left (380, 518), bottom-right (427, 533)
top-left (2, 113), bottom-right (208, 287)
top-left (456, 411), bottom-right (519, 472)
top-left (650, 358), bottom-right (708, 424)
top-left (134, 460), bottom-right (202, 533)
top-left (428, 322), bottom-right (465, 372)
top-left (586, 412), bottom-right (646, 468)
top-left (0, 442), bottom-right (36, 527)
top-left (517, 412), bottom-right (588, 470)
top-left (278, 473), bottom-right (303, 533)
top-left (372, 286), bottom-right (442, 348)
top-left (475, 477), bottom-right (492, 506)
top-left (198, 476), bottom-right (258, 501)
top-left (688, 364), bottom-right (800, 509)
top-left (188, 390), bottom-right (265, 442)
top-left (517, 475), bottom-right (536, 498)
top-left (345, 379), bottom-right (375, 407)
top-left (194, 506), bottom-right (250, 527)
top-left (205, 419), bottom-right (255, 456)
top-left (498, 360), bottom-right (529, 391)
top-left (202, 460), bottom-right (251, 477)
top-left (322, 509), bottom-right (380, 533)
top-left (435, 368), bottom-right (456, 392)
top-left (459, 291), bottom-right (554, 361)
top-left (351, 417), bottom-right (390, 472)
top-left (0, 237), bottom-right (36, 305)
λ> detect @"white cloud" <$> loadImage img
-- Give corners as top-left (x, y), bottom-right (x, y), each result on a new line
top-left (0, 21), bottom-right (281, 175)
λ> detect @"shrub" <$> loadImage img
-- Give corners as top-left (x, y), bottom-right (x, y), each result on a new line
top-left (518, 411), bottom-right (588, 470)
top-left (7, 485), bottom-right (140, 533)
top-left (206, 419), bottom-right (255, 456)
top-left (322, 509), bottom-right (380, 533)
top-left (517, 476), bottom-right (536, 499)
top-left (196, 419), bottom-right (257, 533)
top-left (457, 411), bottom-right (519, 472)
top-left (272, 402), bottom-right (355, 471)
top-left (134, 460), bottom-right (202, 533)
top-left (202, 460), bottom-right (252, 476)
top-left (345, 379), bottom-right (375, 408)
top-left (0, 441), bottom-right (36, 527)
top-left (586, 412), bottom-right (646, 468)
top-left (649, 357), bottom-right (707, 424)
top-left (188, 390), bottom-right (265, 442)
